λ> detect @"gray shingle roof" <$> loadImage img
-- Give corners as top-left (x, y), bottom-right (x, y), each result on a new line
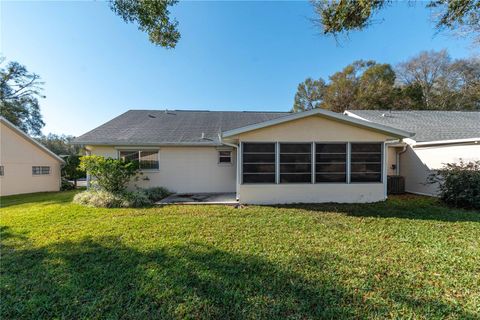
top-left (346, 110), bottom-right (480, 142)
top-left (74, 110), bottom-right (290, 145)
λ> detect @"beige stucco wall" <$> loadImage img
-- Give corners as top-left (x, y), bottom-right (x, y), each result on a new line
top-left (400, 143), bottom-right (480, 196)
top-left (0, 122), bottom-right (62, 196)
top-left (233, 115), bottom-right (394, 204)
top-left (87, 145), bottom-right (236, 193)
top-left (386, 146), bottom-right (397, 175)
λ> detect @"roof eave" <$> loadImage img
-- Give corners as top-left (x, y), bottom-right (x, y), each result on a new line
top-left (222, 109), bottom-right (414, 139)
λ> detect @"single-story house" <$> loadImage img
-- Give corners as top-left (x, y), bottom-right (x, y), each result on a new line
top-left (344, 110), bottom-right (480, 196)
top-left (73, 109), bottom-right (415, 204)
top-left (0, 116), bottom-right (65, 196)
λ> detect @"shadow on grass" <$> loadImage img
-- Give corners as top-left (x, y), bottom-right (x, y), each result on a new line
top-left (0, 190), bottom-right (78, 209)
top-left (1, 227), bottom-right (474, 319)
top-left (270, 195), bottom-right (480, 223)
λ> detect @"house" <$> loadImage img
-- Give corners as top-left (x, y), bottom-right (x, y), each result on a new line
top-left (73, 109), bottom-right (413, 204)
top-left (344, 110), bottom-right (480, 196)
top-left (0, 117), bottom-right (65, 196)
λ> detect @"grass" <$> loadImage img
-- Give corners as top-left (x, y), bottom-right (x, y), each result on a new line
top-left (1, 191), bottom-right (479, 319)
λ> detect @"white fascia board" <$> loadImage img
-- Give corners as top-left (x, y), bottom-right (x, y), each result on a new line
top-left (412, 137), bottom-right (480, 147)
top-left (222, 108), bottom-right (414, 139)
top-left (0, 116), bottom-right (65, 164)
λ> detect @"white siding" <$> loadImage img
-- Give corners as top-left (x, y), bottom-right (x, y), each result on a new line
top-left (87, 146), bottom-right (236, 193)
top-left (400, 143), bottom-right (480, 196)
top-left (0, 122), bottom-right (62, 196)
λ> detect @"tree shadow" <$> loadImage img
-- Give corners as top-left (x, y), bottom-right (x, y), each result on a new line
top-left (1, 228), bottom-right (475, 319)
top-left (0, 191), bottom-right (77, 208)
top-left (269, 195), bottom-right (480, 223)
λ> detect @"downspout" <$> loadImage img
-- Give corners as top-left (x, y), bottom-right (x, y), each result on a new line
top-left (219, 134), bottom-right (240, 202)
top-left (396, 142), bottom-right (408, 176)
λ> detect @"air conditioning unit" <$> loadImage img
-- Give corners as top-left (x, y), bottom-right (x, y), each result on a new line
top-left (387, 175), bottom-right (405, 194)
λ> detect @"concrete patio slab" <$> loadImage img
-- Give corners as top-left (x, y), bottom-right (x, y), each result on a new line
top-left (157, 193), bottom-right (238, 206)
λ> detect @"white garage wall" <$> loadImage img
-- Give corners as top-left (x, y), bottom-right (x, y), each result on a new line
top-left (400, 143), bottom-right (480, 196)
top-left (0, 122), bottom-right (62, 196)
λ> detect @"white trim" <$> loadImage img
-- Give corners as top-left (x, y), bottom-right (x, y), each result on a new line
top-left (222, 109), bottom-right (414, 139)
top-left (0, 117), bottom-right (65, 164)
top-left (412, 137), bottom-right (480, 147)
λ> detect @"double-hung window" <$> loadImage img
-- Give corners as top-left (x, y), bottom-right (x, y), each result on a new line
top-left (119, 150), bottom-right (159, 170)
top-left (279, 143), bottom-right (312, 183)
top-left (242, 143), bottom-right (276, 183)
top-left (315, 143), bottom-right (347, 183)
top-left (350, 143), bottom-right (382, 182)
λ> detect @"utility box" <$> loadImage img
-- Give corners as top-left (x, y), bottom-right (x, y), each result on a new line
top-left (387, 175), bottom-right (405, 194)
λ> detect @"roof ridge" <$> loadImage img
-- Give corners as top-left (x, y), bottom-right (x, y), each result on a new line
top-left (127, 109), bottom-right (290, 113)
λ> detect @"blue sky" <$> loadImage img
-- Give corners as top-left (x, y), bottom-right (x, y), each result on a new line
top-left (1, 1), bottom-right (476, 136)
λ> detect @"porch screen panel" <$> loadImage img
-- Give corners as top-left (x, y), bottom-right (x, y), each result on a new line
top-left (242, 143), bottom-right (276, 183)
top-left (280, 143), bottom-right (312, 183)
top-left (315, 143), bottom-right (347, 183)
top-left (350, 143), bottom-right (382, 182)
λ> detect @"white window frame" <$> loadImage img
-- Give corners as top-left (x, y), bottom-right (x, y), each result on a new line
top-left (32, 166), bottom-right (51, 176)
top-left (218, 150), bottom-right (233, 165)
top-left (118, 149), bottom-right (160, 171)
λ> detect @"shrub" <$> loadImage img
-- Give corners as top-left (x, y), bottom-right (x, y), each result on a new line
top-left (73, 190), bottom-right (153, 208)
top-left (123, 191), bottom-right (153, 208)
top-left (428, 160), bottom-right (480, 209)
top-left (79, 155), bottom-right (139, 193)
top-left (61, 178), bottom-right (75, 191)
top-left (142, 187), bottom-right (171, 202)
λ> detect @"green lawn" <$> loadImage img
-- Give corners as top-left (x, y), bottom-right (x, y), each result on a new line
top-left (1, 191), bottom-right (479, 319)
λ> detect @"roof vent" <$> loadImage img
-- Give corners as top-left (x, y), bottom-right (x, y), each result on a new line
top-left (201, 132), bottom-right (205, 139)
top-left (148, 114), bottom-right (156, 118)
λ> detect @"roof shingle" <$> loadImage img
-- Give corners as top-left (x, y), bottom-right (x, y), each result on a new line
top-left (346, 110), bottom-right (480, 142)
top-left (74, 110), bottom-right (290, 145)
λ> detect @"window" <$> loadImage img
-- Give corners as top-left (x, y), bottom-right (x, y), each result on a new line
top-left (0, 166), bottom-right (3, 176)
top-left (350, 143), bottom-right (382, 182)
top-left (218, 151), bottom-right (232, 164)
top-left (242, 143), bottom-right (276, 183)
top-left (119, 150), bottom-right (159, 170)
top-left (280, 143), bottom-right (312, 183)
top-left (32, 166), bottom-right (50, 175)
top-left (315, 143), bottom-right (347, 183)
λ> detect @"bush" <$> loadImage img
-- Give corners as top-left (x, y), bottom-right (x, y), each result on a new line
top-left (61, 178), bottom-right (75, 191)
top-left (142, 187), bottom-right (171, 202)
top-left (428, 160), bottom-right (480, 209)
top-left (73, 190), bottom-right (154, 208)
top-left (123, 191), bottom-right (153, 208)
top-left (79, 155), bottom-right (139, 193)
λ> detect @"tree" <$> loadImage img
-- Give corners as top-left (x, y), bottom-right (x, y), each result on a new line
top-left (356, 63), bottom-right (397, 110)
top-left (110, 0), bottom-right (180, 48)
top-left (62, 155), bottom-right (86, 187)
top-left (322, 60), bottom-right (375, 112)
top-left (312, 0), bottom-right (480, 45)
top-left (395, 50), bottom-right (452, 109)
top-left (292, 78), bottom-right (327, 112)
top-left (0, 58), bottom-right (45, 135)
top-left (395, 50), bottom-right (480, 110)
top-left (36, 133), bottom-right (82, 156)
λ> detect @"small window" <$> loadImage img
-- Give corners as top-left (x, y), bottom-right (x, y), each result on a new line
top-left (32, 166), bottom-right (50, 175)
top-left (315, 143), bottom-right (347, 183)
top-left (218, 151), bottom-right (232, 164)
top-left (119, 150), bottom-right (159, 170)
top-left (0, 166), bottom-right (3, 176)
top-left (350, 143), bottom-right (382, 182)
top-left (242, 143), bottom-right (276, 183)
top-left (280, 143), bottom-right (312, 183)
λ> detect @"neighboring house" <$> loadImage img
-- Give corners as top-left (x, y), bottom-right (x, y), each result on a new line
top-left (0, 117), bottom-right (65, 196)
top-left (344, 110), bottom-right (480, 196)
top-left (73, 109), bottom-right (413, 204)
